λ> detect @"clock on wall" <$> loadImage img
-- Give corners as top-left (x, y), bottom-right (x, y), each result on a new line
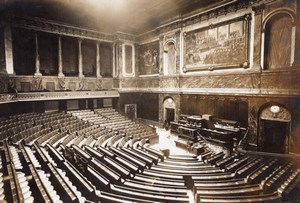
top-left (270, 105), bottom-right (280, 113)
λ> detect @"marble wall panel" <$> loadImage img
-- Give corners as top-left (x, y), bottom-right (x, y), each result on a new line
top-left (159, 77), bottom-right (179, 89)
top-left (138, 78), bottom-right (159, 88)
top-left (260, 72), bottom-right (292, 89)
top-left (120, 78), bottom-right (138, 88)
top-left (181, 74), bottom-right (253, 89)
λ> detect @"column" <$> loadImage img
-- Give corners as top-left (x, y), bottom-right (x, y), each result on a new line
top-left (58, 36), bottom-right (64, 77)
top-left (252, 5), bottom-right (265, 70)
top-left (4, 26), bottom-right (14, 74)
top-left (96, 41), bottom-right (101, 78)
top-left (34, 33), bottom-right (42, 76)
top-left (78, 38), bottom-right (84, 77)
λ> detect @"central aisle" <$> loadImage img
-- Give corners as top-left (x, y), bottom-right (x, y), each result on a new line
top-left (150, 127), bottom-right (192, 156)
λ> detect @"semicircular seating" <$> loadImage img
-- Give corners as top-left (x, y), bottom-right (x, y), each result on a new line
top-left (0, 108), bottom-right (299, 203)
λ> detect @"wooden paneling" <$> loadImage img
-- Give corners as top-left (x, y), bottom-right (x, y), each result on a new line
top-left (119, 93), bottom-right (159, 121)
top-left (180, 95), bottom-right (248, 127)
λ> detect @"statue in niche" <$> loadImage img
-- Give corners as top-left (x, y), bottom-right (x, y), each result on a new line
top-left (78, 78), bottom-right (87, 91)
top-left (32, 77), bottom-right (43, 91)
top-left (96, 79), bottom-right (103, 90)
top-left (58, 77), bottom-right (66, 91)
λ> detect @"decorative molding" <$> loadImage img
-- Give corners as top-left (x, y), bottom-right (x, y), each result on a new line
top-left (138, 0), bottom-right (260, 42)
top-left (252, 4), bottom-right (266, 15)
top-left (10, 16), bottom-right (114, 42)
top-left (0, 90), bottom-right (119, 104)
top-left (113, 32), bottom-right (136, 42)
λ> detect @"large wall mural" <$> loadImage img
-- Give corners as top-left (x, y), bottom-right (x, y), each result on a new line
top-left (138, 41), bottom-right (159, 75)
top-left (184, 15), bottom-right (251, 71)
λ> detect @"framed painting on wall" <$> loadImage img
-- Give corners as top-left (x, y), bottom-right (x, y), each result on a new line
top-left (125, 104), bottom-right (137, 119)
top-left (138, 41), bottom-right (159, 75)
top-left (184, 15), bottom-right (251, 72)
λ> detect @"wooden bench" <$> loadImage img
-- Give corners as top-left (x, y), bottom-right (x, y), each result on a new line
top-left (198, 192), bottom-right (282, 203)
top-left (98, 191), bottom-right (163, 203)
top-left (111, 184), bottom-right (190, 203)
top-left (86, 165), bottom-right (110, 191)
top-left (194, 178), bottom-right (247, 188)
top-left (278, 169), bottom-right (300, 200)
top-left (133, 147), bottom-right (160, 164)
top-left (103, 156), bottom-right (131, 178)
top-left (91, 158), bottom-right (121, 183)
top-left (33, 143), bottom-right (49, 165)
top-left (124, 179), bottom-right (188, 193)
top-left (225, 156), bottom-right (252, 172)
top-left (97, 146), bottom-right (115, 158)
top-left (63, 161), bottom-right (96, 201)
top-left (150, 165), bottom-right (223, 175)
top-left (143, 146), bottom-right (165, 161)
top-left (115, 156), bottom-right (139, 174)
top-left (28, 164), bottom-right (53, 202)
top-left (235, 157), bottom-right (262, 178)
top-left (46, 143), bottom-right (64, 165)
top-left (72, 144), bottom-right (92, 161)
top-left (196, 184), bottom-right (262, 196)
top-left (111, 147), bottom-right (147, 170)
top-left (84, 145), bottom-right (104, 161)
top-left (192, 172), bottom-right (234, 181)
top-left (122, 147), bottom-right (153, 167)
top-left (247, 158), bottom-right (278, 184)
top-left (133, 174), bottom-right (185, 187)
top-left (48, 163), bottom-right (79, 202)
top-left (215, 153), bottom-right (241, 168)
top-left (263, 161), bottom-right (293, 193)
top-left (205, 152), bottom-right (225, 165)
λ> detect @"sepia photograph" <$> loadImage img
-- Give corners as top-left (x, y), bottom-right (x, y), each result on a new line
top-left (0, 0), bottom-right (299, 202)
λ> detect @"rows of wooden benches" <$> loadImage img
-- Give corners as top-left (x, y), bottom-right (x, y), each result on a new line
top-left (52, 139), bottom-right (300, 203)
top-left (1, 110), bottom-right (300, 202)
top-left (21, 139), bottom-right (188, 202)
top-left (1, 136), bottom-right (300, 203)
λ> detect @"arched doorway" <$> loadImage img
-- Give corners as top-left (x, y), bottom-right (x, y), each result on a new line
top-left (258, 104), bottom-right (291, 154)
top-left (163, 97), bottom-right (175, 129)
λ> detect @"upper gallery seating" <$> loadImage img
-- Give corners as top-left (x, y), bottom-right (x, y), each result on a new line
top-left (0, 108), bottom-right (299, 202)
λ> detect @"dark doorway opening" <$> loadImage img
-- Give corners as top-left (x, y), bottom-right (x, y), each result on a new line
top-left (166, 108), bottom-right (175, 123)
top-left (261, 119), bottom-right (289, 153)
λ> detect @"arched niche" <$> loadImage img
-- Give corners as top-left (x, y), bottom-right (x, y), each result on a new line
top-left (163, 97), bottom-right (175, 128)
top-left (258, 103), bottom-right (291, 154)
top-left (163, 40), bottom-right (176, 76)
top-left (262, 10), bottom-right (295, 70)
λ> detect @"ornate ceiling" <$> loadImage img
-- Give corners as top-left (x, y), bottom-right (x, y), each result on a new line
top-left (0, 0), bottom-right (234, 34)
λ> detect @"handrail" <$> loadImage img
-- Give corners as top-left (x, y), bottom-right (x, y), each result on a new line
top-left (237, 128), bottom-right (249, 148)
